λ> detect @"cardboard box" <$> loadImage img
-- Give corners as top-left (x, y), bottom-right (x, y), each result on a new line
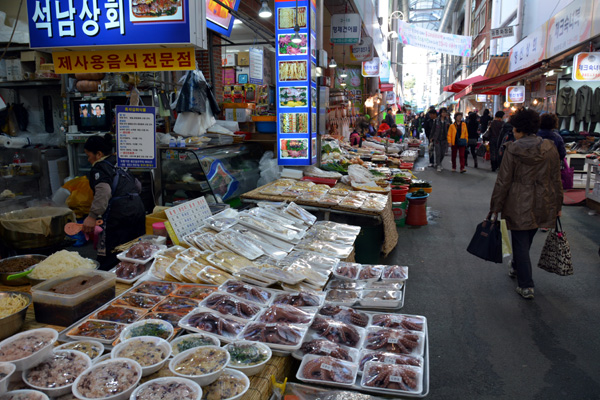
top-left (223, 68), bottom-right (236, 85)
top-left (21, 51), bottom-right (52, 72)
top-left (145, 209), bottom-right (169, 235)
top-left (6, 59), bottom-right (26, 81)
top-left (221, 54), bottom-right (237, 67)
top-left (238, 51), bottom-right (250, 66)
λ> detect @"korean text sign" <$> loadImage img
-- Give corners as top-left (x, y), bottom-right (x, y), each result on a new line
top-left (506, 86), bottom-right (525, 103)
top-left (330, 14), bottom-right (361, 44)
top-left (54, 48), bottom-right (195, 73)
top-left (572, 52), bottom-right (600, 81)
top-left (27, 0), bottom-right (201, 49)
top-left (398, 20), bottom-right (472, 57)
top-left (116, 105), bottom-right (156, 169)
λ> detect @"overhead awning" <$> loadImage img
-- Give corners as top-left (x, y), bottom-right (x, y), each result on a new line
top-left (484, 56), bottom-right (509, 78)
top-left (443, 75), bottom-right (488, 93)
top-left (454, 62), bottom-right (543, 100)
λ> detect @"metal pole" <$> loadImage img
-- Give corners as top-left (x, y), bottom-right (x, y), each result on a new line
top-left (316, 0), bottom-right (324, 166)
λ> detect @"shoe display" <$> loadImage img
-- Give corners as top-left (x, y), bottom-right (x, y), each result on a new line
top-left (516, 287), bottom-right (534, 299)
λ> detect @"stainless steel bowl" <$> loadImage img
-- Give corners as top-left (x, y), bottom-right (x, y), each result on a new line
top-left (0, 255), bottom-right (47, 286)
top-left (0, 208), bottom-right (75, 250)
top-left (27, 260), bottom-right (101, 286)
top-left (0, 291), bottom-right (32, 340)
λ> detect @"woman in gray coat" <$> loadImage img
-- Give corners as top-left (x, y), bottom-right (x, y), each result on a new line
top-left (490, 109), bottom-right (563, 299)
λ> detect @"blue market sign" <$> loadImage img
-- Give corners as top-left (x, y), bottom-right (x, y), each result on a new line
top-left (27, 0), bottom-right (206, 49)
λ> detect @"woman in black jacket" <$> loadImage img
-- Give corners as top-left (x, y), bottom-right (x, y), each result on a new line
top-left (465, 112), bottom-right (480, 168)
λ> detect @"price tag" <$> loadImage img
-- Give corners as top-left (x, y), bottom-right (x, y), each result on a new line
top-left (165, 197), bottom-right (212, 242)
top-left (321, 363), bottom-right (334, 371)
top-left (389, 375), bottom-right (403, 383)
top-left (388, 338), bottom-right (399, 344)
top-left (319, 344), bottom-right (332, 354)
top-left (384, 356), bottom-right (397, 364)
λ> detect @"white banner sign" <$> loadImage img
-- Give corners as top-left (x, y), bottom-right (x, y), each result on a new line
top-left (362, 57), bottom-right (380, 77)
top-left (330, 14), bottom-right (361, 44)
top-left (546, 0), bottom-right (593, 59)
top-left (509, 22), bottom-right (547, 72)
top-left (398, 20), bottom-right (472, 57)
top-left (506, 86), bottom-right (525, 103)
top-left (249, 48), bottom-right (264, 85)
top-left (379, 57), bottom-right (391, 83)
top-left (476, 95), bottom-right (487, 102)
top-left (572, 52), bottom-right (600, 81)
top-left (350, 37), bottom-right (374, 62)
top-left (490, 26), bottom-right (514, 39)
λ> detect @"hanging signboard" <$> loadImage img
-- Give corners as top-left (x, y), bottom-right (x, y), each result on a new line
top-left (54, 48), bottom-right (195, 74)
top-left (476, 95), bottom-right (487, 102)
top-left (116, 105), bottom-right (156, 169)
top-left (249, 47), bottom-right (264, 85)
top-left (27, 0), bottom-right (206, 50)
top-left (275, 0), bottom-right (318, 166)
top-left (397, 20), bottom-right (472, 57)
top-left (206, 0), bottom-right (241, 38)
top-left (362, 57), bottom-right (380, 77)
top-left (508, 23), bottom-right (547, 72)
top-left (490, 26), bottom-right (514, 40)
top-left (506, 86), bottom-right (525, 103)
top-left (572, 52), bottom-right (600, 81)
top-left (379, 57), bottom-right (391, 83)
top-left (350, 37), bottom-right (374, 62)
top-left (546, 0), bottom-right (593, 59)
top-left (330, 14), bottom-right (361, 44)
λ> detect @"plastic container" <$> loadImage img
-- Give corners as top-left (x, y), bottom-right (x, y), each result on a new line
top-left (0, 362), bottom-right (16, 394)
top-left (381, 265), bottom-right (409, 282)
top-left (391, 187), bottom-right (409, 202)
top-left (360, 361), bottom-right (423, 394)
top-left (109, 261), bottom-right (150, 285)
top-left (169, 346), bottom-right (230, 386)
top-left (358, 350), bottom-right (424, 373)
top-left (370, 314), bottom-right (427, 333)
top-left (309, 318), bottom-right (366, 349)
top-left (178, 308), bottom-right (246, 343)
top-left (0, 328), bottom-right (58, 371)
top-left (405, 192), bottom-right (429, 226)
top-left (130, 377), bottom-right (202, 400)
top-left (357, 265), bottom-right (384, 281)
top-left (238, 322), bottom-right (308, 352)
top-left (111, 336), bottom-right (171, 376)
top-left (152, 222), bottom-right (167, 237)
top-left (170, 333), bottom-right (221, 357)
top-left (72, 358), bottom-right (142, 400)
top-left (116, 244), bottom-right (167, 265)
top-left (292, 338), bottom-right (360, 363)
top-left (364, 328), bottom-right (425, 356)
top-left (22, 350), bottom-right (92, 397)
top-left (360, 290), bottom-right (403, 308)
top-left (201, 368), bottom-right (250, 400)
top-left (31, 270), bottom-right (116, 326)
top-left (332, 262), bottom-right (360, 281)
top-left (1, 390), bottom-right (49, 400)
top-left (325, 289), bottom-right (361, 307)
top-left (224, 341), bottom-right (272, 376)
top-left (120, 319), bottom-right (174, 342)
top-left (296, 354), bottom-right (358, 387)
top-left (55, 340), bottom-right (105, 363)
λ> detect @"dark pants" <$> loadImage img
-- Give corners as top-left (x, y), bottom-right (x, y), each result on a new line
top-left (511, 229), bottom-right (538, 289)
top-left (464, 144), bottom-right (477, 166)
top-left (97, 215), bottom-right (146, 270)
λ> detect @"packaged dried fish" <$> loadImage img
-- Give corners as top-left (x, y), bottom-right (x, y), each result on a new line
top-left (317, 195), bottom-right (345, 206)
top-left (193, 232), bottom-right (223, 252)
top-left (238, 214), bottom-right (300, 242)
top-left (285, 260), bottom-right (329, 286)
top-left (166, 258), bottom-right (190, 282)
top-left (285, 202), bottom-right (317, 226)
top-left (196, 266), bottom-right (233, 285)
top-left (180, 261), bottom-right (206, 283)
top-left (295, 238), bottom-right (354, 259)
top-left (215, 229), bottom-right (264, 260)
top-left (208, 250), bottom-right (257, 273)
top-left (228, 225), bottom-right (288, 260)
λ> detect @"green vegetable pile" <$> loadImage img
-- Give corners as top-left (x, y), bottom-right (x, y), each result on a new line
top-left (370, 170), bottom-right (385, 177)
top-left (322, 143), bottom-right (341, 154)
top-left (410, 179), bottom-right (432, 188)
top-left (321, 162), bottom-right (348, 174)
top-left (392, 175), bottom-right (410, 185)
top-left (410, 189), bottom-right (428, 198)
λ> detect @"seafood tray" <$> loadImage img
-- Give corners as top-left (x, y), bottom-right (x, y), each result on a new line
top-left (116, 243), bottom-right (167, 265)
top-left (58, 280), bottom-right (218, 349)
top-left (200, 292), bottom-right (265, 321)
top-left (238, 321), bottom-right (309, 353)
top-left (109, 260), bottom-right (150, 284)
top-left (292, 339), bottom-right (360, 363)
top-left (307, 316), bottom-right (366, 349)
top-left (324, 284), bottom-right (406, 310)
top-left (218, 279), bottom-right (278, 305)
top-left (296, 354), bottom-right (359, 388)
top-left (238, 213), bottom-right (303, 244)
top-left (178, 307), bottom-right (248, 344)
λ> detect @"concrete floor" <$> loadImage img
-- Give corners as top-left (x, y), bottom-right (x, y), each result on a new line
top-left (385, 154), bottom-right (600, 399)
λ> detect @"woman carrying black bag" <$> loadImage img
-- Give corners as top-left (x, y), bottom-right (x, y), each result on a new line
top-left (489, 108), bottom-right (563, 299)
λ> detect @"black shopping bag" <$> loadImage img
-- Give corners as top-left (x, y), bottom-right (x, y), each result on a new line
top-left (467, 215), bottom-right (503, 263)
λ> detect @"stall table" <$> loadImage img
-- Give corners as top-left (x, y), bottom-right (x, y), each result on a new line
top-left (241, 182), bottom-right (399, 257)
top-left (0, 281), bottom-right (293, 400)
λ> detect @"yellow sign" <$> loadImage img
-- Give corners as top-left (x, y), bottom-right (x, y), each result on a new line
top-left (54, 48), bottom-right (196, 74)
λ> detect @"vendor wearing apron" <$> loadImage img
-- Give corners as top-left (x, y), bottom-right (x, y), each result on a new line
top-left (82, 134), bottom-right (146, 270)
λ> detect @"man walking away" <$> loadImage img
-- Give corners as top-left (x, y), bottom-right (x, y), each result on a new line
top-left (465, 111), bottom-right (480, 168)
top-left (431, 107), bottom-right (451, 172)
top-left (424, 109), bottom-right (438, 167)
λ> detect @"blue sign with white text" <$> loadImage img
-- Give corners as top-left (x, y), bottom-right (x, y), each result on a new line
top-left (27, 0), bottom-right (192, 49)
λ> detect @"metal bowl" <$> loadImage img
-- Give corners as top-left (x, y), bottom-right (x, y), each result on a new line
top-left (0, 207), bottom-right (75, 250)
top-left (0, 291), bottom-right (32, 340)
top-left (0, 255), bottom-right (47, 286)
top-left (27, 260), bottom-right (101, 286)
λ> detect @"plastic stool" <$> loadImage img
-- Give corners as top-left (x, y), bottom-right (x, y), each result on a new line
top-left (406, 193), bottom-right (429, 226)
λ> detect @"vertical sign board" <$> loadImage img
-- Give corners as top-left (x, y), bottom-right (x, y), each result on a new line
top-left (275, 0), bottom-right (318, 166)
top-left (249, 47), bottom-right (264, 85)
top-left (27, 0), bottom-right (205, 49)
top-left (116, 105), bottom-right (156, 168)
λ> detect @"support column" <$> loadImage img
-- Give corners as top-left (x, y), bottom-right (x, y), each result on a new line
top-left (462, 6), bottom-right (471, 80)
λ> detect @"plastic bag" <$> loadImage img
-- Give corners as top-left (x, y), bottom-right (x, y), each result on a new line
top-left (500, 219), bottom-right (512, 258)
top-left (348, 164), bottom-right (374, 184)
top-left (63, 176), bottom-right (94, 219)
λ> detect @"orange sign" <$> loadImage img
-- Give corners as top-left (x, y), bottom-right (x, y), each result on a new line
top-left (54, 48), bottom-right (195, 74)
top-left (573, 52), bottom-right (600, 81)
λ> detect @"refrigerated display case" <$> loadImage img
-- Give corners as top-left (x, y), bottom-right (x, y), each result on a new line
top-left (159, 143), bottom-right (264, 206)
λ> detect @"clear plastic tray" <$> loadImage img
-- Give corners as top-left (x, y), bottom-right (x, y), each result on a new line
top-left (238, 214), bottom-right (301, 243)
top-left (148, 255), bottom-right (174, 281)
top-left (110, 261), bottom-right (150, 284)
top-left (238, 322), bottom-right (308, 352)
top-left (228, 225), bottom-right (289, 260)
top-left (178, 307), bottom-right (246, 344)
top-left (200, 292), bottom-right (264, 320)
top-left (332, 262), bottom-right (361, 281)
top-left (215, 230), bottom-right (264, 260)
top-left (207, 251), bottom-right (256, 274)
top-left (260, 267), bottom-right (304, 285)
top-left (66, 319), bottom-right (126, 344)
top-left (360, 361), bottom-right (423, 394)
top-left (357, 265), bottom-right (384, 281)
top-left (304, 228), bottom-right (358, 246)
top-left (272, 291), bottom-right (325, 308)
top-left (369, 314), bottom-right (427, 333)
top-left (282, 251), bottom-right (340, 272)
top-left (326, 280), bottom-right (365, 290)
top-left (292, 339), bottom-right (360, 363)
top-left (359, 290), bottom-right (402, 308)
top-left (255, 304), bottom-right (317, 326)
top-left (284, 261), bottom-right (329, 287)
top-left (204, 216), bottom-right (238, 232)
top-left (325, 289), bottom-right (361, 307)
top-left (296, 354), bottom-right (358, 388)
top-left (196, 266), bottom-right (233, 286)
top-left (193, 232), bottom-right (224, 252)
top-left (157, 246), bottom-right (186, 259)
top-left (234, 267), bottom-right (278, 287)
top-left (317, 304), bottom-right (369, 328)
top-left (308, 317), bottom-right (365, 349)
top-left (313, 221), bottom-right (361, 235)
top-left (166, 259), bottom-right (191, 282)
top-left (295, 238), bottom-right (354, 259)
top-left (218, 279), bottom-right (274, 305)
top-left (285, 202), bottom-right (317, 226)
top-left (381, 265), bottom-right (409, 282)
top-left (248, 208), bottom-right (307, 237)
top-left (363, 327), bottom-right (425, 356)
top-left (358, 350), bottom-right (424, 373)
top-left (116, 244), bottom-right (166, 265)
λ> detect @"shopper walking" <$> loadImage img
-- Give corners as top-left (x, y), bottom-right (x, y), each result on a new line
top-left (431, 108), bottom-right (451, 172)
top-left (479, 109), bottom-right (492, 134)
top-left (349, 127), bottom-right (362, 147)
top-left (498, 122), bottom-right (515, 165)
top-left (489, 108), bottom-right (563, 299)
top-left (465, 111), bottom-right (480, 168)
top-left (537, 113), bottom-right (566, 160)
top-left (447, 112), bottom-right (468, 172)
top-left (424, 109), bottom-right (438, 167)
top-left (486, 111), bottom-right (505, 172)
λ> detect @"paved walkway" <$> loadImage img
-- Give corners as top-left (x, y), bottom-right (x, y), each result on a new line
top-left (384, 154), bottom-right (600, 399)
